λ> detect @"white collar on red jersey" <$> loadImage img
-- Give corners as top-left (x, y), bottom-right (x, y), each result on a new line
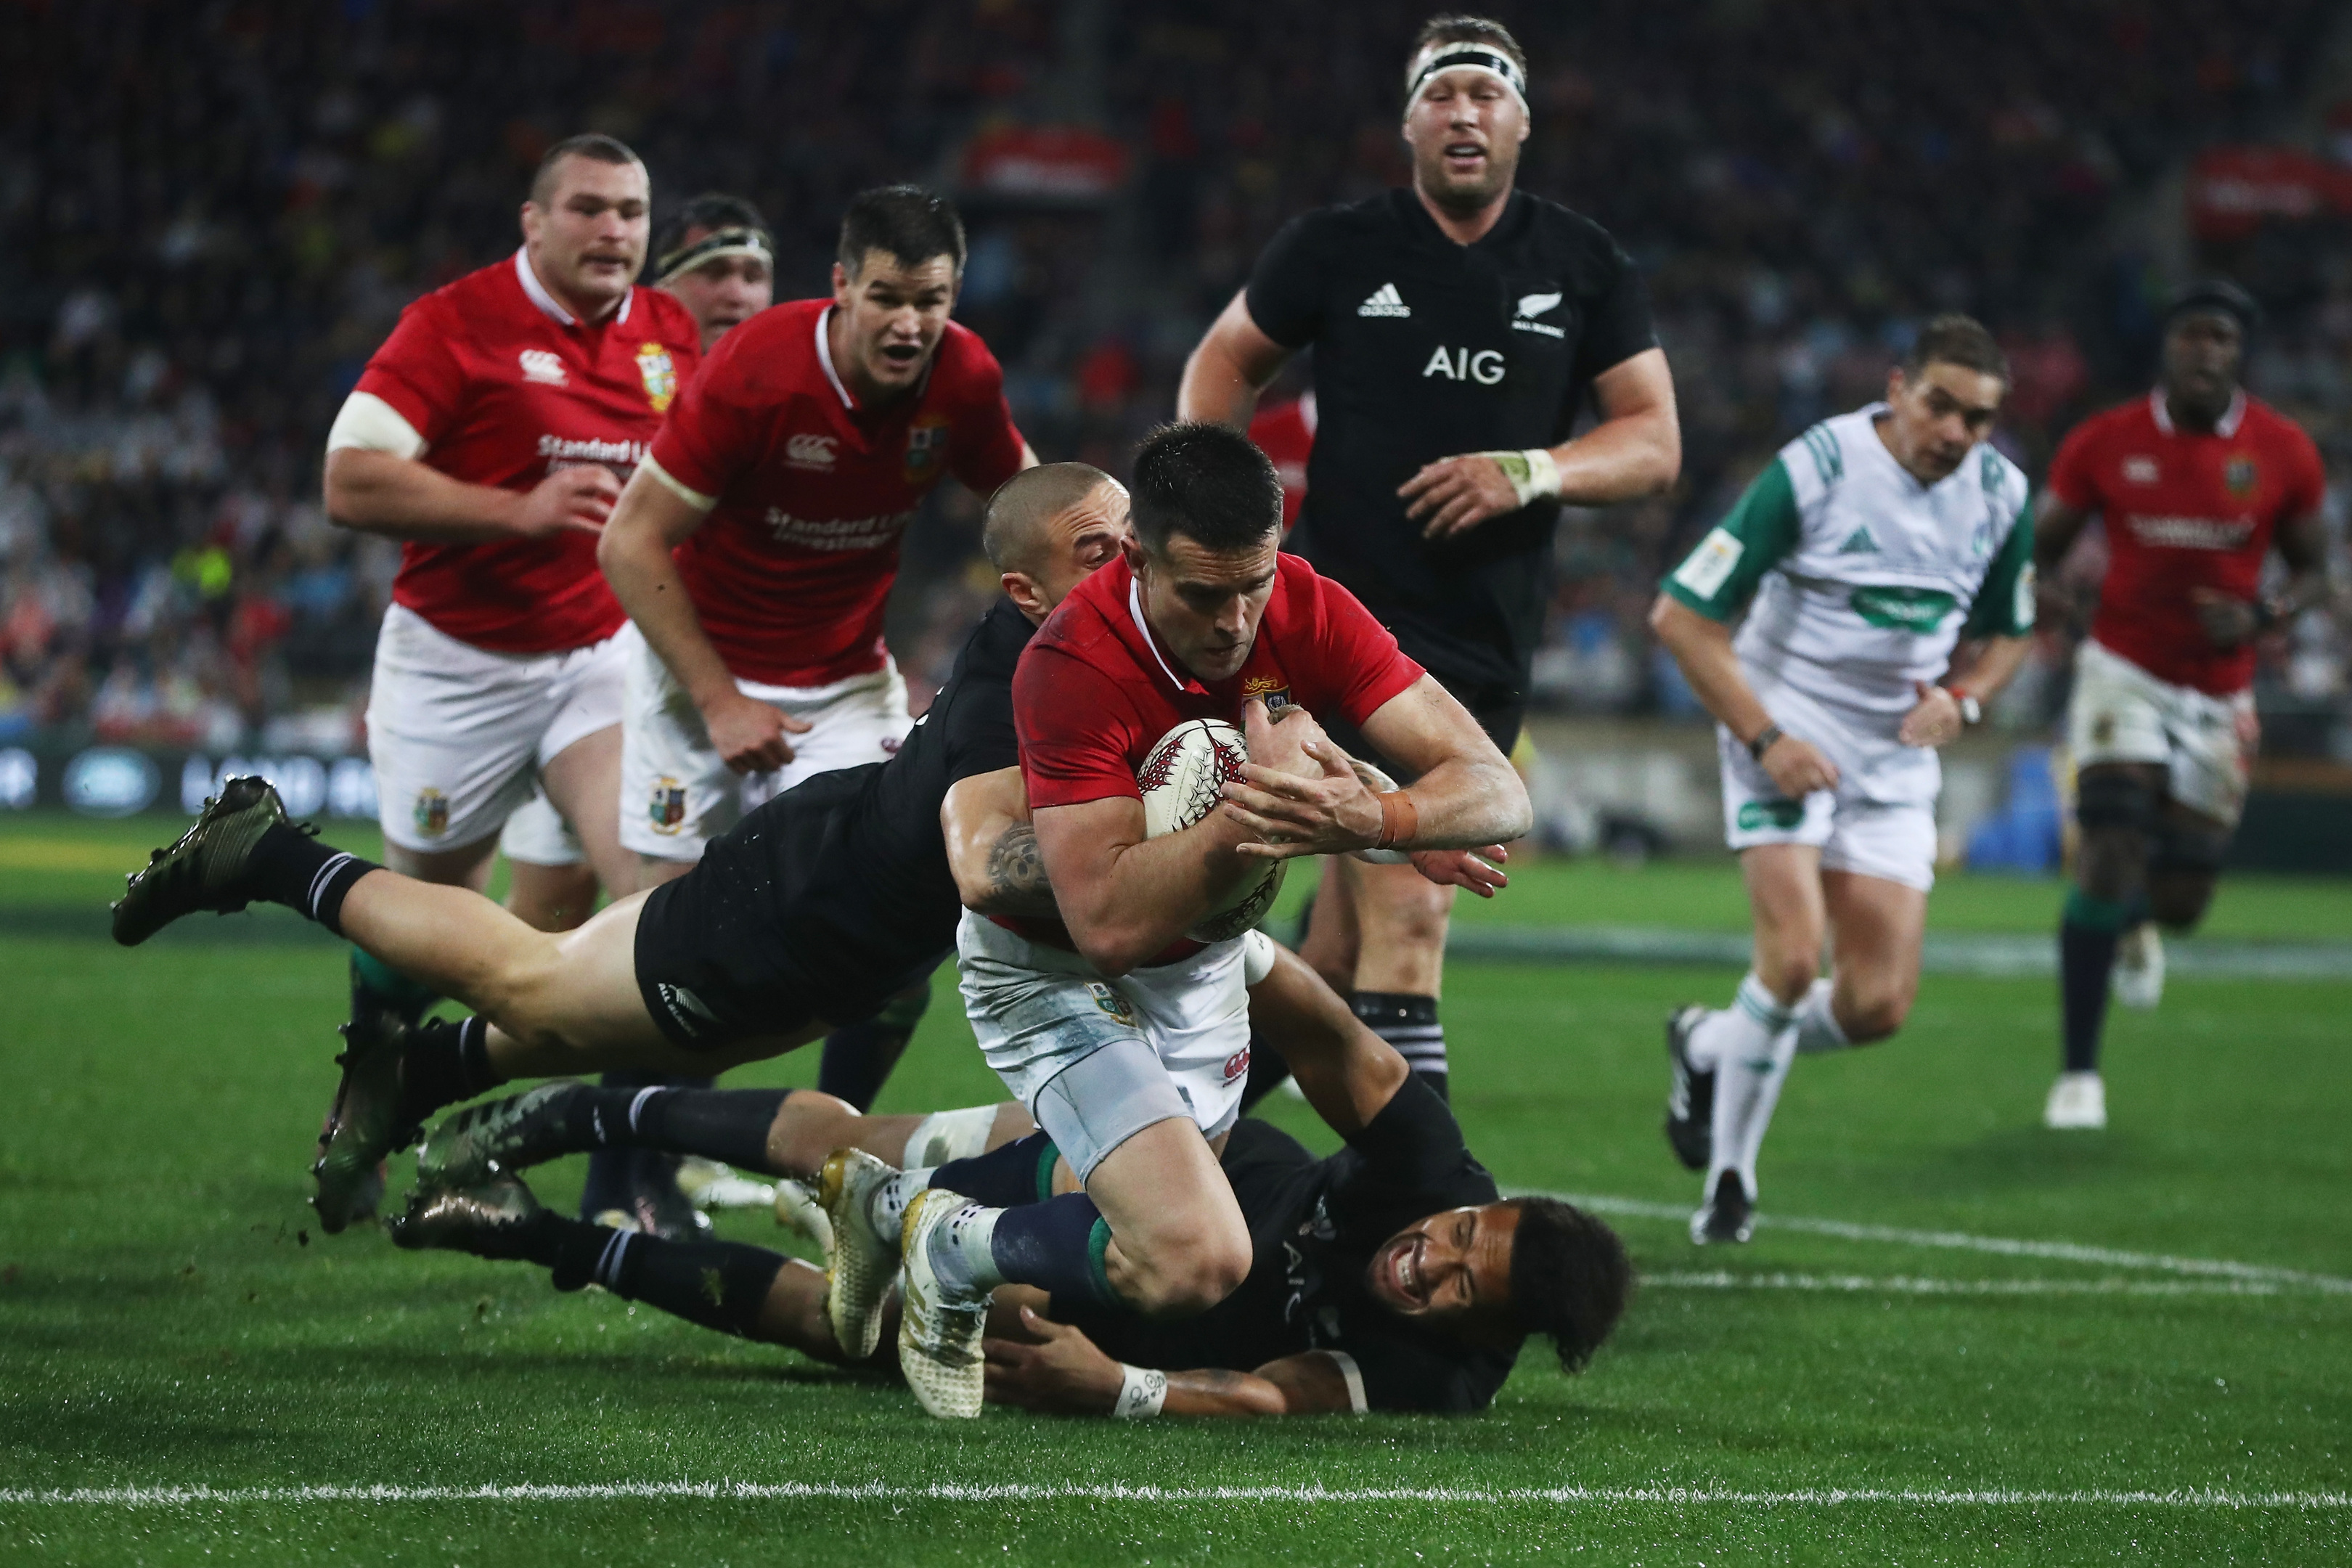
top-left (1299, 388), bottom-right (1318, 436)
top-left (2149, 385), bottom-right (2243, 438)
top-left (513, 247), bottom-right (633, 329)
top-left (1128, 573), bottom-right (1207, 696)
top-left (814, 306), bottom-right (856, 411)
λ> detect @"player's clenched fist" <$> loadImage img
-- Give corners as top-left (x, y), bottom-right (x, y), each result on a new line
top-left (1757, 730), bottom-right (1839, 797)
top-left (698, 687), bottom-right (810, 774)
top-left (514, 463), bottom-right (624, 537)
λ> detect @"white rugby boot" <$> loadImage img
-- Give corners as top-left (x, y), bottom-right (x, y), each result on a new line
top-left (897, 1187), bottom-right (990, 1418)
top-left (2111, 924), bottom-right (2165, 1010)
top-left (2043, 1071), bottom-right (2108, 1130)
top-left (769, 1176), bottom-right (833, 1254)
top-left (817, 1148), bottom-right (897, 1360)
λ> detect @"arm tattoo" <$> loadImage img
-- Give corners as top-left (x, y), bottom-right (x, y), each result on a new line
top-left (982, 823), bottom-right (1059, 915)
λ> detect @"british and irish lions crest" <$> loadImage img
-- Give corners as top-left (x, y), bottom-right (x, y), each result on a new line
top-left (637, 343), bottom-right (677, 414)
top-left (412, 788), bottom-right (449, 837)
top-left (902, 415), bottom-right (950, 485)
top-left (647, 775), bottom-right (687, 835)
top-left (1137, 718), bottom-right (1285, 944)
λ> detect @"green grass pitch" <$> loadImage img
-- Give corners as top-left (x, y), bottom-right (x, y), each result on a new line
top-left (1, 812), bottom-right (2347, 1564)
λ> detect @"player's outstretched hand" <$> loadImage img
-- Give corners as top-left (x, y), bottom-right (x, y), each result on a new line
top-left (982, 1305), bottom-right (1122, 1415)
top-left (1410, 844), bottom-right (1509, 898)
top-left (1898, 681), bottom-right (1965, 749)
top-left (2190, 587), bottom-right (2261, 649)
top-left (1399, 453), bottom-right (1522, 540)
top-left (515, 464), bottom-right (623, 537)
top-left (701, 688), bottom-right (809, 774)
top-left (1758, 730), bottom-right (1839, 796)
top-left (1223, 698), bottom-right (1384, 858)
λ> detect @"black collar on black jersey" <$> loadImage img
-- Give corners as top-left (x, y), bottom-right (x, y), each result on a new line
top-left (1393, 186), bottom-right (1532, 253)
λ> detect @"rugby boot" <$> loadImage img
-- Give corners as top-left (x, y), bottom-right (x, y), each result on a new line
top-left (819, 1147), bottom-right (898, 1361)
top-left (310, 1010), bottom-right (419, 1233)
top-left (387, 1172), bottom-right (544, 1258)
top-left (769, 1176), bottom-right (835, 1254)
top-left (1662, 1005), bottom-right (1715, 1172)
top-left (2043, 1070), bottom-right (2107, 1130)
top-left (588, 1152), bottom-right (709, 1241)
top-left (897, 1186), bottom-right (989, 1418)
top-left (1689, 1169), bottom-right (1755, 1246)
top-left (110, 775), bottom-right (295, 946)
top-left (416, 1080), bottom-right (590, 1188)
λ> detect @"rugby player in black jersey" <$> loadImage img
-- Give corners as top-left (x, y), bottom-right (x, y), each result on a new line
top-left (377, 1039), bottom-right (1629, 1416)
top-left (1180, 15), bottom-right (1681, 1098)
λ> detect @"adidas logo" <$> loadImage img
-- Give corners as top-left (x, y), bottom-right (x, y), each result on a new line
top-left (1357, 283), bottom-right (1410, 319)
top-left (1837, 526), bottom-right (1879, 555)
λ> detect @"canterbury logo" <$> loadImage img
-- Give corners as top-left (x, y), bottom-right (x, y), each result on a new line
top-left (1357, 282), bottom-right (1410, 318)
top-left (518, 349), bottom-right (567, 385)
top-left (785, 433), bottom-right (838, 469)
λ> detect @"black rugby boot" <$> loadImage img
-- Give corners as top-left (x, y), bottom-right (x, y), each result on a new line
top-left (110, 776), bottom-right (294, 945)
top-left (1662, 1005), bottom-right (1715, 1172)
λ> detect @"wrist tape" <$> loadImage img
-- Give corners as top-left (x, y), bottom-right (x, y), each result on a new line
top-left (1477, 448), bottom-right (1562, 509)
top-left (1114, 1363), bottom-right (1168, 1418)
top-left (1376, 791), bottom-right (1418, 849)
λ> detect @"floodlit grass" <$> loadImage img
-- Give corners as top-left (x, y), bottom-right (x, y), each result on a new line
top-left (1, 810), bottom-right (2347, 1563)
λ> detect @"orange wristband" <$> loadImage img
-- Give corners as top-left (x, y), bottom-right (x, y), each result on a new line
top-left (1376, 791), bottom-right (1418, 849)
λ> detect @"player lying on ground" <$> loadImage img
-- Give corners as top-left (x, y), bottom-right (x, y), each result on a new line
top-left (2032, 279), bottom-right (2330, 1131)
top-left (1649, 315), bottom-right (2035, 1244)
top-left (385, 1029), bottom-right (1629, 1416)
top-left (109, 462), bottom-right (1502, 1233)
top-left (884, 422), bottom-right (1534, 1415)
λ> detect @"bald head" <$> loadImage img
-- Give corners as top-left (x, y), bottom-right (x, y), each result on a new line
top-left (982, 463), bottom-right (1130, 624)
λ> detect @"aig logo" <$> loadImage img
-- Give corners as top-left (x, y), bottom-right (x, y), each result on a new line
top-left (785, 433), bottom-right (838, 470)
top-left (1422, 346), bottom-right (1505, 385)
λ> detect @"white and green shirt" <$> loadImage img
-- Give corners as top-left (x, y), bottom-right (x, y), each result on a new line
top-left (1663, 404), bottom-right (2035, 719)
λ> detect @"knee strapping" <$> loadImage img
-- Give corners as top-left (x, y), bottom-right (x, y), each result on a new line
top-left (2075, 770), bottom-right (2160, 833)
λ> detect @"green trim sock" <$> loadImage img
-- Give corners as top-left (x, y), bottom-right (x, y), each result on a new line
top-left (351, 947), bottom-right (439, 1029)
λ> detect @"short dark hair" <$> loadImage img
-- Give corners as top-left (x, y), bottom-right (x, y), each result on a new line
top-left (837, 185), bottom-right (966, 277)
top-left (1506, 1197), bottom-right (1632, 1373)
top-left (529, 133), bottom-right (643, 206)
top-left (1903, 313), bottom-right (2009, 383)
top-left (1130, 422), bottom-right (1283, 556)
top-left (2165, 278), bottom-right (2261, 338)
top-left (1406, 15), bottom-right (1529, 91)
top-left (983, 462), bottom-right (1114, 574)
top-left (655, 192), bottom-right (771, 261)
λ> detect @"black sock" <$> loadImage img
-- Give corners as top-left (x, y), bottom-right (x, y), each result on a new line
top-left (396, 1016), bottom-right (502, 1127)
top-left (815, 1021), bottom-right (913, 1112)
top-left (1355, 991), bottom-right (1447, 1101)
top-left (248, 823), bottom-right (377, 934)
top-left (2059, 890), bottom-right (2130, 1074)
top-left (534, 1216), bottom-right (786, 1339)
top-left (985, 1192), bottom-right (1119, 1310)
top-left (934, 1131), bottom-right (1059, 1207)
top-left (579, 1072), bottom-right (716, 1222)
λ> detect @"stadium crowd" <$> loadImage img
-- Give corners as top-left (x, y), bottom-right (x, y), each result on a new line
top-left (1, 0), bottom-right (2347, 752)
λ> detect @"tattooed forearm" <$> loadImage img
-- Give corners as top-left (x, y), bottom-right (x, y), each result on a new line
top-left (979, 822), bottom-right (1060, 915)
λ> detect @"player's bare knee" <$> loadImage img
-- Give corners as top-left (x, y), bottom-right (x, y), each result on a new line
top-left (1130, 1230), bottom-right (1250, 1317)
top-left (1758, 950), bottom-right (1821, 1005)
top-left (1842, 990), bottom-right (1910, 1043)
top-left (2149, 877), bottom-right (2216, 931)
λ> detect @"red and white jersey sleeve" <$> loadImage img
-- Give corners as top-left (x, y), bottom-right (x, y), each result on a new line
top-left (648, 301), bottom-right (1027, 688)
top-left (352, 252), bottom-right (702, 654)
top-left (1015, 553), bottom-right (1424, 811)
top-left (2049, 390), bottom-right (2324, 694)
top-left (1249, 391), bottom-right (1317, 530)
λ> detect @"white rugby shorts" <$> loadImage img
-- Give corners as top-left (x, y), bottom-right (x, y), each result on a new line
top-left (616, 622), bottom-right (913, 862)
top-left (365, 603), bottom-right (624, 855)
top-left (955, 913), bottom-right (1276, 1180)
top-left (2067, 639), bottom-right (2252, 828)
top-left (1718, 668), bottom-right (1940, 891)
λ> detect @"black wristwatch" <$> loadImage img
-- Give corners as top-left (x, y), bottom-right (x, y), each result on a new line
top-left (1747, 723), bottom-right (1784, 761)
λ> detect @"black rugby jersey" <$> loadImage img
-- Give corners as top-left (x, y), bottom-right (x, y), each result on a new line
top-left (1061, 1077), bottom-right (1517, 1414)
top-left (1246, 189), bottom-right (1656, 693)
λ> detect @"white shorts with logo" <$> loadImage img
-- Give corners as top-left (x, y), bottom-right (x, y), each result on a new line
top-left (365, 603), bottom-right (624, 855)
top-left (2067, 639), bottom-right (2253, 827)
top-left (955, 912), bottom-right (1279, 1180)
top-left (1718, 667), bottom-right (1940, 892)
top-left (616, 622), bottom-right (913, 862)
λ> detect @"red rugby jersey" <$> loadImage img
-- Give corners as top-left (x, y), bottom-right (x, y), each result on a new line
top-left (354, 250), bottom-right (702, 653)
top-left (645, 299), bottom-right (1027, 687)
top-left (1248, 391), bottom-right (1317, 529)
top-left (2047, 389), bottom-right (2324, 694)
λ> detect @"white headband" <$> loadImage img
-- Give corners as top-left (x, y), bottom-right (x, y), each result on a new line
top-left (1406, 45), bottom-right (1529, 113)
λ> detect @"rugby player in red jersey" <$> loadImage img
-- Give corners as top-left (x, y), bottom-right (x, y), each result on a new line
top-left (1247, 388), bottom-right (1315, 528)
top-left (2035, 281), bottom-right (2329, 1130)
top-left (322, 134), bottom-right (699, 1044)
top-left (880, 422), bottom-right (1529, 1418)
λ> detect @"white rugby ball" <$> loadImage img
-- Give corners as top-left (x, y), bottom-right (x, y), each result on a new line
top-left (1138, 718), bottom-right (1285, 944)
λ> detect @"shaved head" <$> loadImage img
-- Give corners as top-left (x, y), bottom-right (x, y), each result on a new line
top-left (984, 463), bottom-right (1117, 576)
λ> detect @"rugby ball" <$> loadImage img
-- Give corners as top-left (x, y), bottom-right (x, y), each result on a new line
top-left (1138, 719), bottom-right (1286, 944)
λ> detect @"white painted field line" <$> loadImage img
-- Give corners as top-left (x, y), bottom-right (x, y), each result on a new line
top-left (1649, 1270), bottom-right (2299, 1298)
top-left (2, 1482), bottom-right (2346, 1510)
top-left (1524, 1191), bottom-right (2352, 1294)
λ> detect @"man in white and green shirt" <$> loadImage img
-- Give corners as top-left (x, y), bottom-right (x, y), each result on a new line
top-left (1648, 315), bottom-right (2037, 1244)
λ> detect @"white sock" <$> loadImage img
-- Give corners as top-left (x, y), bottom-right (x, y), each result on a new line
top-left (1792, 979), bottom-right (1851, 1055)
top-left (1702, 973), bottom-right (1799, 1201)
top-left (903, 1106), bottom-right (997, 1169)
top-left (927, 1201), bottom-right (1006, 1295)
top-left (867, 1167), bottom-right (936, 1246)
